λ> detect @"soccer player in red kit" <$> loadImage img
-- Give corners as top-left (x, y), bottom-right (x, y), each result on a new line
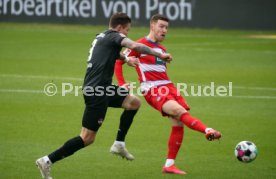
top-left (114, 14), bottom-right (222, 174)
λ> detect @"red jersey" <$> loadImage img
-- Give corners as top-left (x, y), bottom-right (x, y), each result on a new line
top-left (115, 37), bottom-right (172, 92)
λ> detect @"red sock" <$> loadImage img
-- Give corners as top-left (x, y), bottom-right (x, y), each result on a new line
top-left (180, 113), bottom-right (206, 133)
top-left (167, 126), bottom-right (184, 159)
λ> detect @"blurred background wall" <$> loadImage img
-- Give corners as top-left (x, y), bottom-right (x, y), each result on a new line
top-left (0, 0), bottom-right (275, 30)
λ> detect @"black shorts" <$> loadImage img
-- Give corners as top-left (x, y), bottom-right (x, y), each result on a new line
top-left (82, 85), bottom-right (128, 132)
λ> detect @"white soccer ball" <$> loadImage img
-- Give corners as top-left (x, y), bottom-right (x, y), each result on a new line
top-left (234, 141), bottom-right (258, 163)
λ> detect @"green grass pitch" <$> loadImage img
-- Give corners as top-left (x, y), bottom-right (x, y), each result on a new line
top-left (0, 23), bottom-right (276, 178)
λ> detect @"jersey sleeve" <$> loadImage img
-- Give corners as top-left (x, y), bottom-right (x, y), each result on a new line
top-left (115, 47), bottom-right (139, 86)
top-left (115, 60), bottom-right (126, 86)
top-left (112, 32), bottom-right (126, 47)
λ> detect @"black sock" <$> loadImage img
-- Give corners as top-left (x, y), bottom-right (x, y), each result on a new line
top-left (48, 136), bottom-right (85, 163)
top-left (116, 110), bottom-right (138, 141)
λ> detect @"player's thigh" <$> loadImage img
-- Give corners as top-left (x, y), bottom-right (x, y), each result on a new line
top-left (175, 95), bottom-right (190, 110)
top-left (169, 84), bottom-right (190, 110)
top-left (162, 100), bottom-right (187, 117)
top-left (107, 85), bottom-right (129, 108)
top-left (82, 95), bottom-right (108, 132)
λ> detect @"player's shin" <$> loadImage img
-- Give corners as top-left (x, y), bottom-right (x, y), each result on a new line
top-left (180, 113), bottom-right (206, 133)
top-left (166, 126), bottom-right (184, 167)
top-left (116, 109), bottom-right (138, 141)
top-left (48, 136), bottom-right (85, 163)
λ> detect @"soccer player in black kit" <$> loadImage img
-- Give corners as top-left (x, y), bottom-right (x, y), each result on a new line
top-left (36, 12), bottom-right (173, 179)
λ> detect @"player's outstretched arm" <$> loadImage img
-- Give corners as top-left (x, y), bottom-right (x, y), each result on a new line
top-left (121, 38), bottom-right (172, 63)
top-left (115, 60), bottom-right (127, 86)
top-left (115, 60), bottom-right (134, 90)
top-left (119, 53), bottom-right (139, 67)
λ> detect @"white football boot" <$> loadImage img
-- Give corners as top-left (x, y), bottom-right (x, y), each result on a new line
top-left (35, 157), bottom-right (53, 179)
top-left (110, 142), bottom-right (135, 161)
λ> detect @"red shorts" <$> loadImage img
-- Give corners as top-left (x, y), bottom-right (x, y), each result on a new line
top-left (143, 83), bottom-right (190, 116)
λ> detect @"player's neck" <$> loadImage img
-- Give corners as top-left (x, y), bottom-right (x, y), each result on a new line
top-left (146, 34), bottom-right (159, 43)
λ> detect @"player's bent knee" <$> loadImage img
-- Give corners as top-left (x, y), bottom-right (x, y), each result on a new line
top-left (123, 95), bottom-right (141, 110)
top-left (172, 107), bottom-right (186, 119)
top-left (81, 135), bottom-right (95, 146)
top-left (131, 96), bottom-right (141, 109)
top-left (80, 128), bottom-right (97, 146)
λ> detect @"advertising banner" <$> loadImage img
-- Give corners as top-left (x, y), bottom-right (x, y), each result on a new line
top-left (0, 0), bottom-right (275, 30)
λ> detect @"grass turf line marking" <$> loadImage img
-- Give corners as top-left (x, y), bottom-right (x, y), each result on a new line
top-left (0, 74), bottom-right (83, 81)
top-left (248, 35), bottom-right (276, 40)
top-left (0, 89), bottom-right (44, 93)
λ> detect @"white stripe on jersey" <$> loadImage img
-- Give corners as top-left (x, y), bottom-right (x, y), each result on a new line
top-left (139, 64), bottom-right (166, 72)
top-left (138, 65), bottom-right (147, 81)
top-left (140, 80), bottom-right (172, 92)
top-left (137, 47), bottom-right (168, 90)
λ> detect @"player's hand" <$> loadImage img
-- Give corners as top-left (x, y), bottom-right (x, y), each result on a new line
top-left (159, 53), bottom-right (173, 63)
top-left (126, 56), bottom-right (140, 67)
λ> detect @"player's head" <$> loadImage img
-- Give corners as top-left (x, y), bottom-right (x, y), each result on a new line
top-left (109, 12), bottom-right (132, 36)
top-left (149, 14), bottom-right (169, 42)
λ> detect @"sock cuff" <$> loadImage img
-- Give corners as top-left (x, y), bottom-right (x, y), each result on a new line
top-left (77, 136), bottom-right (85, 148)
top-left (165, 159), bottom-right (175, 167)
top-left (124, 109), bottom-right (138, 114)
top-left (114, 141), bottom-right (125, 147)
top-left (43, 156), bottom-right (52, 164)
top-left (205, 128), bottom-right (212, 134)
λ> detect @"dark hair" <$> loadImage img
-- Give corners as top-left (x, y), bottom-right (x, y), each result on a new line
top-left (109, 12), bottom-right (131, 28)
top-left (150, 14), bottom-right (169, 23)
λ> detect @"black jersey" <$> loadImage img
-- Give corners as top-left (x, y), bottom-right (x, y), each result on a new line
top-left (83, 29), bottom-right (126, 88)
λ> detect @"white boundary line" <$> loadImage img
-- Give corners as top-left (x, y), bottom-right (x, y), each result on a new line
top-left (0, 74), bottom-right (83, 81)
top-left (226, 95), bottom-right (276, 100)
top-left (188, 83), bottom-right (276, 91)
top-left (0, 89), bottom-right (44, 93)
top-left (173, 47), bottom-right (276, 54)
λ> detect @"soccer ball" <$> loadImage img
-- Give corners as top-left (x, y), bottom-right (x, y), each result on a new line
top-left (234, 141), bottom-right (258, 163)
